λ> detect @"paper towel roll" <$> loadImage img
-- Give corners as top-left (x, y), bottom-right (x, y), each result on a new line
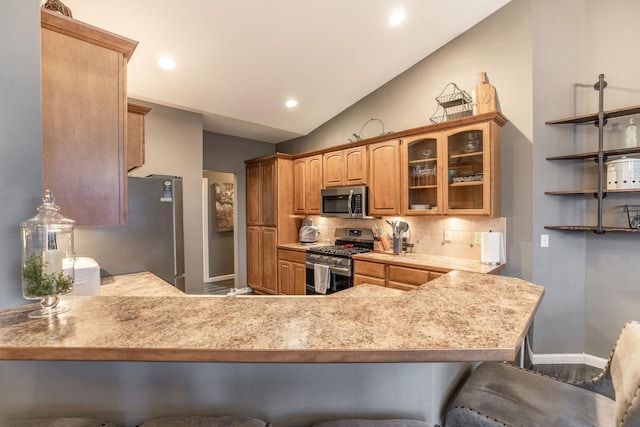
top-left (481, 231), bottom-right (503, 265)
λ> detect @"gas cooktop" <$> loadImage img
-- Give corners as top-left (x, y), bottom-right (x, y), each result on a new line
top-left (307, 245), bottom-right (371, 257)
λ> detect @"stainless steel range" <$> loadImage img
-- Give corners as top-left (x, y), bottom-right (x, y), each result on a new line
top-left (305, 228), bottom-right (374, 295)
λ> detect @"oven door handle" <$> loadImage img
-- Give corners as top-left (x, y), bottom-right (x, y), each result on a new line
top-left (306, 262), bottom-right (351, 277)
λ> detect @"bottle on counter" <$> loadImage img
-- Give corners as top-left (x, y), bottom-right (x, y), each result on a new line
top-left (625, 118), bottom-right (637, 148)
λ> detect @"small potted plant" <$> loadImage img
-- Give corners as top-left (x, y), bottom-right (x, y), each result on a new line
top-left (21, 191), bottom-right (75, 318)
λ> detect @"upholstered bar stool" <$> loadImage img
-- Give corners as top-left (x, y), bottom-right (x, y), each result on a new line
top-left (137, 416), bottom-right (269, 427)
top-left (311, 420), bottom-right (430, 427)
top-left (445, 321), bottom-right (640, 427)
top-left (0, 419), bottom-right (113, 427)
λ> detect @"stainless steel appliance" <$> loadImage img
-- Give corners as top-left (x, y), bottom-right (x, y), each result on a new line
top-left (320, 186), bottom-right (368, 219)
top-left (74, 175), bottom-right (186, 291)
top-left (305, 228), bottom-right (374, 295)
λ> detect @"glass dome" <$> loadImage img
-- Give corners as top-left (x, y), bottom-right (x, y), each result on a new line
top-left (21, 190), bottom-right (75, 318)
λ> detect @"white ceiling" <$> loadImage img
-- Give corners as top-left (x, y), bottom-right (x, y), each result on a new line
top-left (61, 0), bottom-right (511, 143)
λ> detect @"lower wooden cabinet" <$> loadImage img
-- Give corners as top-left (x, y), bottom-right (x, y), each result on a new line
top-left (278, 249), bottom-right (307, 295)
top-left (247, 226), bottom-right (278, 294)
top-left (353, 259), bottom-right (447, 290)
top-left (354, 260), bottom-right (386, 287)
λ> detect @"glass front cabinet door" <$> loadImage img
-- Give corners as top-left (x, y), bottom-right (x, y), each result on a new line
top-left (401, 132), bottom-right (442, 215)
top-left (401, 118), bottom-right (501, 217)
top-left (443, 120), bottom-right (500, 216)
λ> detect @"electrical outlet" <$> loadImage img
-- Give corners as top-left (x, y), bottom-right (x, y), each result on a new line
top-left (444, 230), bottom-right (452, 242)
top-left (474, 232), bottom-right (482, 244)
top-left (541, 234), bottom-right (549, 248)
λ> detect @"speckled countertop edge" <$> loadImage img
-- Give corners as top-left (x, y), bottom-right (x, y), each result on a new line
top-left (0, 271), bottom-right (543, 363)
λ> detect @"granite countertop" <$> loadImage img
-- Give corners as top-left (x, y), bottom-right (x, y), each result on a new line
top-left (353, 251), bottom-right (504, 274)
top-left (330, 284), bottom-right (405, 297)
top-left (0, 271), bottom-right (542, 363)
top-left (278, 242), bottom-right (328, 252)
top-left (100, 272), bottom-right (186, 297)
top-left (279, 243), bottom-right (502, 274)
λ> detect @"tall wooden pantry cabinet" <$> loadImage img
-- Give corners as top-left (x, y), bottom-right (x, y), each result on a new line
top-left (246, 154), bottom-right (297, 294)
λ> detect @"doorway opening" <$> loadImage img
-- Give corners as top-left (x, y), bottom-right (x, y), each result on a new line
top-left (202, 171), bottom-right (237, 295)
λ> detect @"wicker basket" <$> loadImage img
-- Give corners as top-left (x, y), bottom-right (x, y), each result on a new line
top-left (42, 0), bottom-right (73, 18)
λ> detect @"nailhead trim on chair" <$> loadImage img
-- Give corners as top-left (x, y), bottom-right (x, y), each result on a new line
top-left (447, 406), bottom-right (508, 426)
top-left (621, 385), bottom-right (640, 426)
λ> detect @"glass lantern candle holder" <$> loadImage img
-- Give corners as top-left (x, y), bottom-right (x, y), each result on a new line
top-left (21, 190), bottom-right (75, 318)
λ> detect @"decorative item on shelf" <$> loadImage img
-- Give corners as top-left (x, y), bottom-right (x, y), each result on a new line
top-left (448, 169), bottom-right (458, 183)
top-left (462, 132), bottom-right (483, 153)
top-left (624, 205), bottom-right (640, 229)
top-left (41, 0), bottom-right (73, 17)
top-left (21, 190), bottom-right (75, 318)
top-left (347, 118), bottom-right (393, 142)
top-left (430, 83), bottom-right (473, 124)
top-left (625, 118), bottom-right (637, 148)
top-left (472, 71), bottom-right (498, 114)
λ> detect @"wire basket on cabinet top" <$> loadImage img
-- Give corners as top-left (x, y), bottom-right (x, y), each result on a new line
top-left (430, 82), bottom-right (473, 124)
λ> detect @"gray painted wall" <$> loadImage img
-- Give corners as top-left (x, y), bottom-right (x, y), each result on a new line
top-left (0, 2), bottom-right (43, 310)
top-left (531, 0), bottom-right (640, 355)
top-left (203, 131), bottom-right (275, 287)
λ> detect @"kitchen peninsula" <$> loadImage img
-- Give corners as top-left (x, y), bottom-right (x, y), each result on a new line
top-left (0, 270), bottom-right (542, 426)
top-left (0, 271), bottom-right (542, 363)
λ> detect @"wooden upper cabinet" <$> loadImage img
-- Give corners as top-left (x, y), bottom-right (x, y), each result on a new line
top-left (344, 147), bottom-right (367, 186)
top-left (260, 158), bottom-right (277, 226)
top-left (126, 103), bottom-right (151, 171)
top-left (323, 151), bottom-right (344, 187)
top-left (400, 132), bottom-right (442, 215)
top-left (246, 162), bottom-right (261, 225)
top-left (246, 157), bottom-right (278, 227)
top-left (294, 155), bottom-right (322, 214)
top-left (368, 139), bottom-right (400, 216)
top-left (40, 9), bottom-right (137, 226)
top-left (246, 154), bottom-right (296, 238)
top-left (442, 120), bottom-right (501, 217)
top-left (323, 146), bottom-right (367, 188)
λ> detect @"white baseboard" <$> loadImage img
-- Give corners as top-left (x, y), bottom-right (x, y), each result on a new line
top-left (530, 352), bottom-right (608, 369)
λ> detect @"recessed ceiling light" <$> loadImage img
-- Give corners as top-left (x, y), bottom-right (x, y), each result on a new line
top-left (388, 10), bottom-right (405, 26)
top-left (285, 99), bottom-right (298, 108)
top-left (158, 55), bottom-right (176, 70)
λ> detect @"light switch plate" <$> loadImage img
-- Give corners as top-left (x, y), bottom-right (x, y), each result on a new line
top-left (444, 230), bottom-right (452, 242)
top-left (474, 232), bottom-right (482, 244)
top-left (541, 234), bottom-right (549, 248)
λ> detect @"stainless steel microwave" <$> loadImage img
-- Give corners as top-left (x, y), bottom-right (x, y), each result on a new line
top-left (320, 186), bottom-right (368, 218)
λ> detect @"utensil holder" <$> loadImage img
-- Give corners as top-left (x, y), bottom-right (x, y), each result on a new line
top-left (393, 237), bottom-right (402, 254)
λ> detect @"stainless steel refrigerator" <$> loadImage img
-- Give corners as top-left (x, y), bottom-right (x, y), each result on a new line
top-left (74, 175), bottom-right (185, 291)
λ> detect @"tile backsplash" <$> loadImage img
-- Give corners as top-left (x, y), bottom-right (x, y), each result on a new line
top-left (304, 215), bottom-right (507, 261)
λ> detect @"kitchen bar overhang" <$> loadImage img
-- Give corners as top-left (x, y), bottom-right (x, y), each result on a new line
top-left (0, 270), bottom-right (543, 364)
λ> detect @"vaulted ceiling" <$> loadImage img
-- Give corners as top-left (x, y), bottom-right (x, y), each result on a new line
top-left (62, 0), bottom-right (511, 142)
